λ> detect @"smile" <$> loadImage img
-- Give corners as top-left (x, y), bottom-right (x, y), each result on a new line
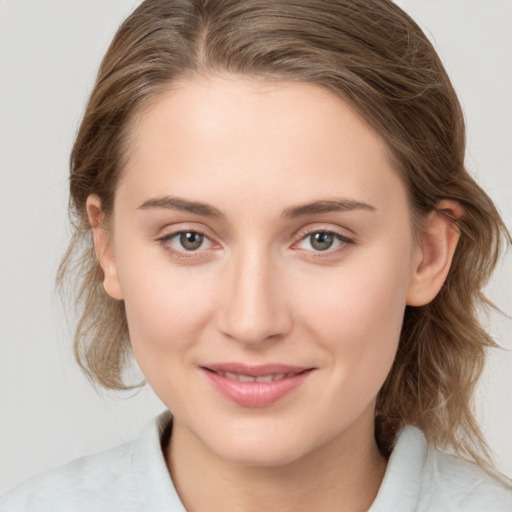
top-left (201, 363), bottom-right (313, 407)
top-left (211, 371), bottom-right (300, 383)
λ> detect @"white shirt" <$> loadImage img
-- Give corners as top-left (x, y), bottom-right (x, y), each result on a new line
top-left (1, 411), bottom-right (511, 511)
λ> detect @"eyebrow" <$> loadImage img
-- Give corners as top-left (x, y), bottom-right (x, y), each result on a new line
top-left (137, 196), bottom-right (376, 220)
top-left (282, 199), bottom-right (376, 218)
top-left (137, 196), bottom-right (224, 219)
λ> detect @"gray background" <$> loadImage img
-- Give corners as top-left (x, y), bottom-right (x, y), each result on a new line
top-left (1, 0), bottom-right (511, 493)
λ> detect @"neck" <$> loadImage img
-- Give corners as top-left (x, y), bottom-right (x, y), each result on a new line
top-left (166, 410), bottom-right (387, 512)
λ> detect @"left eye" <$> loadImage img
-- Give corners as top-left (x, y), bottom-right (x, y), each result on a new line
top-left (296, 231), bottom-right (349, 252)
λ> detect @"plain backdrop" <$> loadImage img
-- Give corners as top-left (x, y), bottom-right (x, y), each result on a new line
top-left (1, 0), bottom-right (511, 494)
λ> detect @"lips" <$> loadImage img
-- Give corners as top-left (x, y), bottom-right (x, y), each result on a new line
top-left (201, 363), bottom-right (313, 407)
top-left (213, 371), bottom-right (299, 383)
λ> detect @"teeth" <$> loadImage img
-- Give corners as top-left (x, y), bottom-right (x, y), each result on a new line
top-left (255, 375), bottom-right (273, 383)
top-left (238, 374), bottom-right (256, 382)
top-left (216, 371), bottom-right (295, 382)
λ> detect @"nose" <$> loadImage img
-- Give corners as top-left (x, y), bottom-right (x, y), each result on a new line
top-left (215, 248), bottom-right (293, 347)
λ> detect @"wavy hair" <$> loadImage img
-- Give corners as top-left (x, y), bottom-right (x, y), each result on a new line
top-left (58, 0), bottom-right (510, 466)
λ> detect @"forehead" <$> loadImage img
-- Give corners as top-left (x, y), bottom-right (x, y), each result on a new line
top-left (117, 75), bottom-right (407, 216)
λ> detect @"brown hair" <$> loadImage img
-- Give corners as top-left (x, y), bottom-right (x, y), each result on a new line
top-left (58, 0), bottom-right (510, 465)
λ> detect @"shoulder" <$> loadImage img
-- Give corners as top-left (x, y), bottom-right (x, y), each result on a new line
top-left (0, 439), bottom-right (137, 511)
top-left (371, 426), bottom-right (512, 512)
top-left (0, 411), bottom-right (184, 512)
top-left (419, 436), bottom-right (512, 511)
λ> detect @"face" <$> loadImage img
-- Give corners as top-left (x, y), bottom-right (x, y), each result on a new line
top-left (93, 75), bottom-right (427, 467)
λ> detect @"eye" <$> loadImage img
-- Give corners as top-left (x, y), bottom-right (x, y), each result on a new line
top-left (159, 230), bottom-right (214, 254)
top-left (176, 231), bottom-right (206, 251)
top-left (295, 230), bottom-right (352, 253)
top-left (308, 232), bottom-right (336, 251)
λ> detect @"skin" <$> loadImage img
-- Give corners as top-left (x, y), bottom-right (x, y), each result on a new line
top-left (88, 75), bottom-right (461, 512)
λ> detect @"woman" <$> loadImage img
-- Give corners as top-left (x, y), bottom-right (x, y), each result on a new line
top-left (1, 0), bottom-right (511, 510)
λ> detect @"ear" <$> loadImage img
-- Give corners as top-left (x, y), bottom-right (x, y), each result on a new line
top-left (406, 200), bottom-right (463, 306)
top-left (86, 195), bottom-right (124, 301)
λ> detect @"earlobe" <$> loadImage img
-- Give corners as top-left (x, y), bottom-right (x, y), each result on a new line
top-left (86, 195), bottom-right (124, 301)
top-left (406, 200), bottom-right (463, 307)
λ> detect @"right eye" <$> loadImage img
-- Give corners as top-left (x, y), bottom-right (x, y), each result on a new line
top-left (175, 231), bottom-right (206, 251)
top-left (159, 230), bottom-right (215, 256)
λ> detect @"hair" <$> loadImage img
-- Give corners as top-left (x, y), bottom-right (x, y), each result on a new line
top-left (58, 0), bottom-right (510, 466)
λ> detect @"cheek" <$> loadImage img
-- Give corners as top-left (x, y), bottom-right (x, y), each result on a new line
top-left (296, 245), bottom-right (412, 382)
top-left (120, 266), bottom-right (221, 413)
top-left (116, 251), bottom-right (217, 362)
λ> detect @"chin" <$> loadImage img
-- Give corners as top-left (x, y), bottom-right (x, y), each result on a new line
top-left (196, 419), bottom-right (322, 468)
top-left (217, 440), bottom-right (306, 468)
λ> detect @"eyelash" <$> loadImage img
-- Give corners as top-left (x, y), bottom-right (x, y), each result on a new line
top-left (292, 229), bottom-right (354, 256)
top-left (158, 229), bottom-right (215, 260)
top-left (157, 228), bottom-right (355, 260)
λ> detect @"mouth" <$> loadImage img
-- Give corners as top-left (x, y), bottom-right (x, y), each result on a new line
top-left (201, 363), bottom-right (313, 407)
top-left (207, 371), bottom-right (301, 383)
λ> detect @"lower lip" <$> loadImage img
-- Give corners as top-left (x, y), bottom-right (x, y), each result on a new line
top-left (202, 369), bottom-right (312, 408)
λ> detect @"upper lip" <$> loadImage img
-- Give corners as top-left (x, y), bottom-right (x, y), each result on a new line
top-left (202, 363), bottom-right (310, 377)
